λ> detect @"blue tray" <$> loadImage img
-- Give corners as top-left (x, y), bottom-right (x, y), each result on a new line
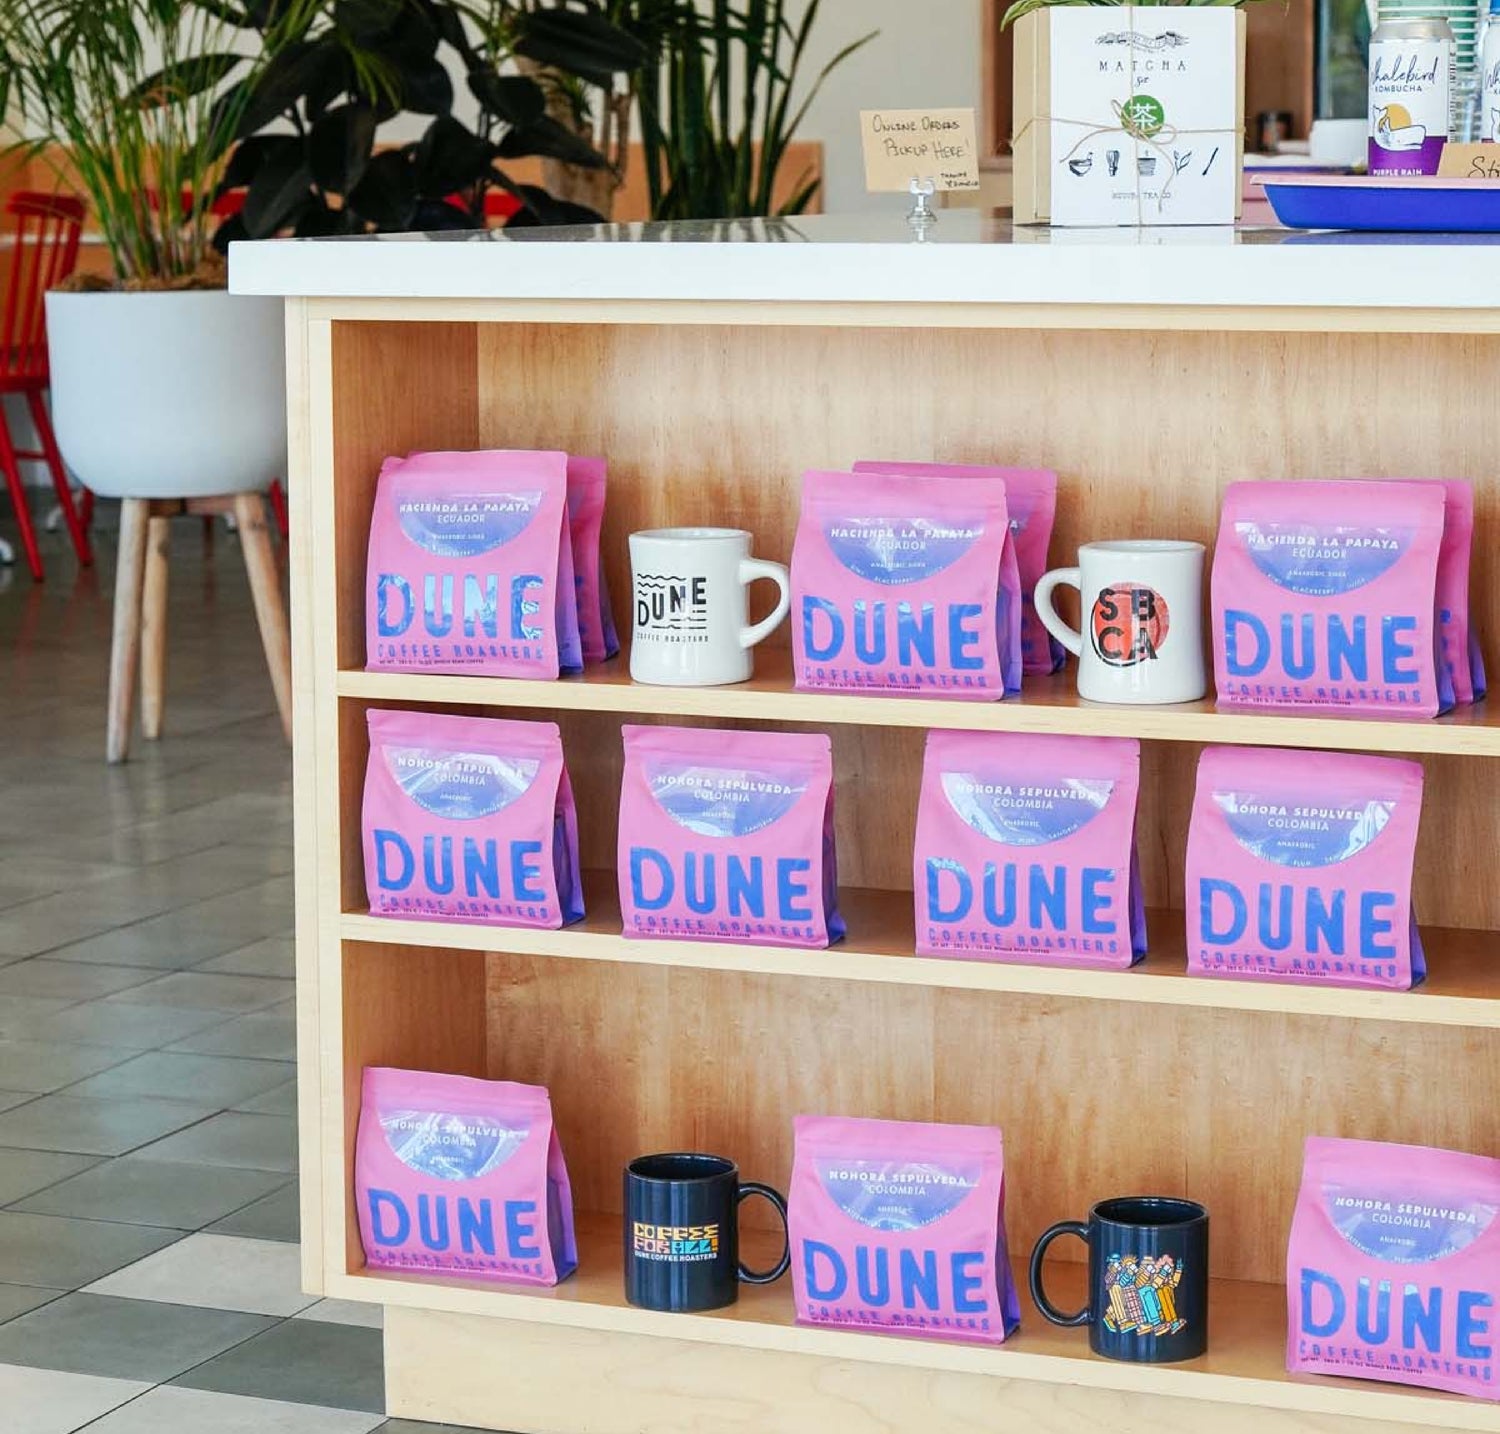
top-left (1260, 175), bottom-right (1500, 232)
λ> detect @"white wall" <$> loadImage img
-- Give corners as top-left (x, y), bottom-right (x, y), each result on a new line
top-left (790, 0), bottom-right (983, 214)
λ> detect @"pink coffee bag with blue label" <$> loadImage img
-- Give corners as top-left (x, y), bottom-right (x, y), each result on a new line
top-left (1212, 480), bottom-right (1449, 716)
top-left (914, 731), bottom-right (1145, 967)
top-left (363, 710), bottom-right (583, 928)
top-left (355, 1067), bottom-right (576, 1286)
top-left (790, 1115), bottom-right (1019, 1344)
top-left (566, 456), bottom-right (619, 665)
top-left (1422, 479), bottom-right (1485, 705)
top-left (1185, 746), bottom-right (1424, 989)
top-left (853, 461), bottom-right (1061, 674)
top-left (791, 470), bottom-right (1021, 699)
top-left (366, 449), bottom-right (582, 678)
top-left (618, 724), bottom-right (843, 948)
top-left (1288, 1136), bottom-right (1500, 1399)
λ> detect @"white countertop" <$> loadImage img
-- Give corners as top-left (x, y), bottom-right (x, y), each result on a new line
top-left (227, 211), bottom-right (1500, 310)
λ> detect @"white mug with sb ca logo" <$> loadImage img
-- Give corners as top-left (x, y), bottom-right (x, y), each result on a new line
top-left (1034, 540), bottom-right (1206, 705)
top-left (629, 527), bottom-right (791, 686)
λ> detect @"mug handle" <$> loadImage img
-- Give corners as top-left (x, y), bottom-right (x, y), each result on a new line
top-left (1033, 566), bottom-right (1084, 659)
top-left (738, 559), bottom-right (791, 650)
top-left (736, 1181), bottom-right (791, 1284)
top-left (1028, 1220), bottom-right (1092, 1327)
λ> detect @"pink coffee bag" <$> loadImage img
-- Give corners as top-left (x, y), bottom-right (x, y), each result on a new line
top-left (566, 456), bottom-right (619, 665)
top-left (914, 731), bottom-right (1145, 967)
top-left (1184, 746), bottom-right (1424, 989)
top-left (363, 710), bottom-right (583, 928)
top-left (366, 449), bottom-right (582, 678)
top-left (1423, 480), bottom-right (1484, 706)
top-left (618, 724), bottom-right (843, 948)
top-left (1288, 1136), bottom-right (1500, 1399)
top-left (790, 1115), bottom-right (1020, 1343)
top-left (1212, 480), bottom-right (1450, 717)
top-left (853, 461), bottom-right (1062, 674)
top-left (355, 1067), bottom-right (577, 1286)
top-left (791, 470), bottom-right (1022, 699)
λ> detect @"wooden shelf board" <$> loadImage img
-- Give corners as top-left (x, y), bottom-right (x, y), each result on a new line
top-left (338, 654), bottom-right (1500, 757)
top-left (325, 1214), bottom-right (1500, 1431)
top-left (340, 883), bottom-right (1500, 1028)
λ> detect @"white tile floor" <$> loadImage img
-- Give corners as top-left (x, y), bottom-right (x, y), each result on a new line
top-left (0, 514), bottom-right (489, 1432)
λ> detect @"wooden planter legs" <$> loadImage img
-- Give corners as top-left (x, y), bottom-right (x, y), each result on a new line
top-left (107, 493), bottom-right (293, 764)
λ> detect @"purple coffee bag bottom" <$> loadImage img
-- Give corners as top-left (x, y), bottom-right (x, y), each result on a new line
top-left (1472, 630), bottom-right (1488, 701)
top-left (1190, 912), bottom-right (1425, 992)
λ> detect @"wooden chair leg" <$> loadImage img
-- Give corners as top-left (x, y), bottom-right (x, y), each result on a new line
top-left (140, 515), bottom-right (170, 741)
top-left (108, 498), bottom-right (150, 763)
top-left (26, 389), bottom-right (93, 567)
top-left (0, 402), bottom-right (43, 581)
top-left (233, 492), bottom-right (292, 743)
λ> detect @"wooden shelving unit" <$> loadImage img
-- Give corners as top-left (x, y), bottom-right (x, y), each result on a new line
top-left (283, 293), bottom-right (1500, 1434)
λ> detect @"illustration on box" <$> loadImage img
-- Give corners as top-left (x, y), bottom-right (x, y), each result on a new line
top-left (1010, 5), bottom-right (1244, 227)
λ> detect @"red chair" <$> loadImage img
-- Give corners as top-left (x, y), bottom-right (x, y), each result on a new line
top-left (0, 192), bottom-right (93, 580)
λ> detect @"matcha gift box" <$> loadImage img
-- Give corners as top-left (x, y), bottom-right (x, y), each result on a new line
top-left (1011, 5), bottom-right (1246, 227)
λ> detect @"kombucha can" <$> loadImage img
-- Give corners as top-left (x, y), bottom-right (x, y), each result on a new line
top-left (1368, 16), bottom-right (1455, 174)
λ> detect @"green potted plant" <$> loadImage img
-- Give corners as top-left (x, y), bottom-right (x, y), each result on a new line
top-left (506, 0), bottom-right (876, 223)
top-left (0, 0), bottom-right (314, 500)
top-left (0, 0), bottom-right (644, 505)
top-left (217, 0), bottom-right (645, 240)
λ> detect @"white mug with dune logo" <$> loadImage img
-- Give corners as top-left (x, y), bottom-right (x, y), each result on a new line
top-left (630, 528), bottom-right (790, 687)
top-left (1034, 540), bottom-right (1206, 705)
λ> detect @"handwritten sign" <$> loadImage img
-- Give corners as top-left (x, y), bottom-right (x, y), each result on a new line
top-left (860, 109), bottom-right (980, 192)
top-left (1436, 143), bottom-right (1500, 179)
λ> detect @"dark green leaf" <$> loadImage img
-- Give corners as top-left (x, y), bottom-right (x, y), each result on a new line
top-left (217, 133), bottom-right (302, 195)
top-left (395, 54), bottom-right (453, 114)
top-left (308, 103), bottom-right (377, 194)
top-left (211, 212), bottom-right (249, 255)
top-left (411, 197), bottom-right (482, 230)
top-left (242, 149), bottom-right (314, 236)
top-left (293, 200), bottom-right (350, 236)
top-left (333, 0), bottom-right (404, 42)
top-left (513, 8), bottom-right (648, 86)
top-left (496, 114), bottom-right (606, 168)
top-left (236, 40), bottom-right (341, 135)
top-left (128, 53), bottom-right (243, 109)
top-left (504, 185), bottom-right (605, 227)
top-left (303, 43), bottom-right (355, 119)
top-left (467, 71), bottom-right (546, 127)
top-left (347, 149), bottom-right (418, 229)
top-left (412, 115), bottom-right (496, 195)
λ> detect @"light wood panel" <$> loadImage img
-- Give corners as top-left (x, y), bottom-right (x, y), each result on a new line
top-left (307, 310), bottom-right (1500, 1431)
top-left (330, 321), bottom-right (479, 672)
top-left (340, 940), bottom-right (488, 1272)
top-left (374, 1240), bottom-right (1498, 1432)
top-left (339, 660), bottom-right (1500, 758)
top-left (475, 955), bottom-right (1500, 1282)
top-left (343, 888), bottom-right (1500, 1026)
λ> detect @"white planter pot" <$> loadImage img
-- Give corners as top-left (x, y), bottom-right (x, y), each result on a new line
top-left (44, 290), bottom-right (286, 500)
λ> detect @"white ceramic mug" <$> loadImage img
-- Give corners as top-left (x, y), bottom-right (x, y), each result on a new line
top-left (1034, 540), bottom-right (1206, 705)
top-left (629, 528), bottom-right (790, 686)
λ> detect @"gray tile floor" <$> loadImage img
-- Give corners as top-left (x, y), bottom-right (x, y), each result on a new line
top-left (0, 514), bottom-right (486, 1433)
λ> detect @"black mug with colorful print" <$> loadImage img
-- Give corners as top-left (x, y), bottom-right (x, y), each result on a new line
top-left (1029, 1196), bottom-right (1209, 1362)
top-left (624, 1153), bottom-right (790, 1312)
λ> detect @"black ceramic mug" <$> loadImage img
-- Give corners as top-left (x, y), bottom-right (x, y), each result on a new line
top-left (624, 1153), bottom-right (790, 1312)
top-left (1029, 1197), bottom-right (1209, 1363)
